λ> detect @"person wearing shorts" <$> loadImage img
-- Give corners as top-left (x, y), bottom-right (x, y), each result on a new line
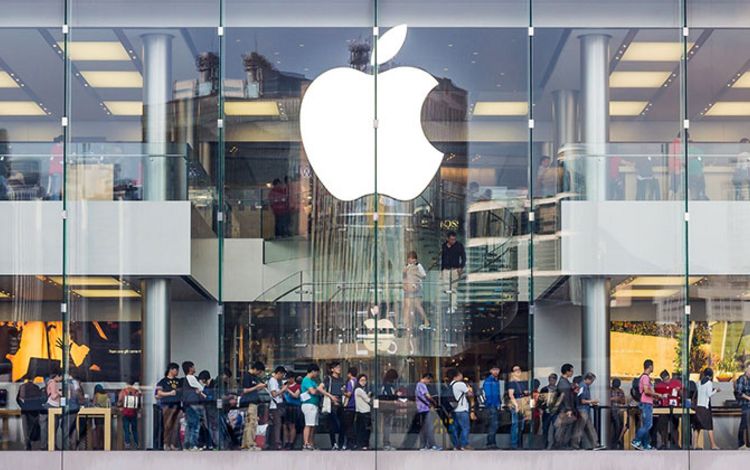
top-left (300, 364), bottom-right (338, 450)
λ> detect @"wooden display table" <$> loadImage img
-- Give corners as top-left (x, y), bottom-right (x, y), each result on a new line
top-left (48, 407), bottom-right (111, 451)
top-left (623, 406), bottom-right (693, 450)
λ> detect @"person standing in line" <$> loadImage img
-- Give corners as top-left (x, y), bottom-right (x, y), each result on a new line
top-left (553, 364), bottom-right (576, 449)
top-left (156, 363), bottom-right (182, 450)
top-left (735, 361), bottom-right (750, 449)
top-left (378, 369), bottom-right (400, 450)
top-left (240, 361), bottom-right (267, 451)
top-left (403, 372), bottom-right (440, 450)
top-left (482, 366), bottom-right (502, 449)
top-left (300, 364), bottom-right (339, 450)
top-left (402, 251), bottom-right (429, 331)
top-left (354, 374), bottom-right (372, 450)
top-left (572, 373), bottom-right (605, 450)
top-left (324, 362), bottom-right (345, 450)
top-left (118, 378), bottom-right (142, 450)
top-left (282, 375), bottom-right (302, 450)
top-left (267, 366), bottom-right (288, 450)
top-left (507, 365), bottom-right (529, 449)
top-left (539, 373), bottom-right (558, 449)
top-left (342, 367), bottom-right (358, 449)
top-left (448, 369), bottom-right (472, 450)
top-left (695, 368), bottom-right (720, 450)
top-left (632, 359), bottom-right (664, 451)
top-left (182, 361), bottom-right (206, 451)
top-left (16, 378), bottom-right (44, 450)
top-left (609, 378), bottom-right (627, 449)
top-left (198, 371), bottom-right (219, 449)
top-left (440, 231), bottom-right (466, 313)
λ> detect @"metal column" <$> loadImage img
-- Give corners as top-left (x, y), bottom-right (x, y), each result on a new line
top-left (141, 33), bottom-right (173, 450)
top-left (579, 33), bottom-right (611, 446)
top-left (552, 89), bottom-right (579, 157)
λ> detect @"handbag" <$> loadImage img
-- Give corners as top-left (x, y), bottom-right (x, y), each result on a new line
top-left (321, 377), bottom-right (332, 414)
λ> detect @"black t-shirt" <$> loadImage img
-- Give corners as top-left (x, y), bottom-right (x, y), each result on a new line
top-left (157, 377), bottom-right (181, 407)
top-left (326, 375), bottom-right (345, 398)
top-left (241, 372), bottom-right (261, 406)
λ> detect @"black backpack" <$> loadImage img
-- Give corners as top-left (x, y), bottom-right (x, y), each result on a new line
top-left (631, 374), bottom-right (646, 402)
top-left (16, 382), bottom-right (45, 412)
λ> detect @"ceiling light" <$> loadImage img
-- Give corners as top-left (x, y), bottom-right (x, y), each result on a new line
top-left (71, 289), bottom-right (140, 298)
top-left (225, 101), bottom-right (280, 116)
top-left (104, 101), bottom-right (142, 116)
top-left (0, 72), bottom-right (19, 88)
top-left (473, 101), bottom-right (528, 116)
top-left (625, 276), bottom-right (703, 286)
top-left (705, 102), bottom-right (750, 116)
top-left (612, 289), bottom-right (680, 299)
top-left (0, 291), bottom-right (10, 299)
top-left (42, 276), bottom-right (123, 286)
top-left (0, 101), bottom-right (46, 116)
top-left (80, 71), bottom-right (142, 88)
top-left (610, 71), bottom-right (671, 88)
top-left (621, 42), bottom-right (693, 62)
top-left (58, 41), bottom-right (131, 61)
top-left (610, 101), bottom-right (648, 116)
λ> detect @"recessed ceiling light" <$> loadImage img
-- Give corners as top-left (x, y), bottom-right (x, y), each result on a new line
top-left (473, 101), bottom-right (528, 116)
top-left (705, 102), bottom-right (750, 116)
top-left (0, 101), bottom-right (46, 116)
top-left (610, 71), bottom-right (672, 88)
top-left (225, 101), bottom-right (279, 116)
top-left (80, 71), bottom-right (143, 88)
top-left (104, 101), bottom-right (142, 116)
top-left (58, 41), bottom-right (131, 61)
top-left (72, 289), bottom-right (140, 298)
top-left (610, 101), bottom-right (649, 116)
top-left (621, 42), bottom-right (693, 62)
top-left (0, 72), bottom-right (19, 88)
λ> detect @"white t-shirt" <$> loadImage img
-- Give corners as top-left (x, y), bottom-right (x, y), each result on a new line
top-left (696, 380), bottom-right (717, 408)
top-left (268, 376), bottom-right (282, 409)
top-left (452, 381), bottom-right (469, 412)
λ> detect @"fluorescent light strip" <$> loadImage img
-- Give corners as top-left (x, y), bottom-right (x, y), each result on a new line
top-left (626, 276), bottom-right (703, 286)
top-left (610, 101), bottom-right (649, 116)
top-left (72, 289), bottom-right (140, 298)
top-left (80, 71), bottom-right (142, 88)
top-left (0, 71), bottom-right (19, 88)
top-left (621, 42), bottom-right (694, 62)
top-left (225, 101), bottom-right (280, 116)
top-left (612, 289), bottom-right (680, 299)
top-left (104, 101), bottom-right (142, 116)
top-left (44, 276), bottom-right (123, 287)
top-left (705, 102), bottom-right (750, 116)
top-left (57, 41), bottom-right (131, 61)
top-left (610, 71), bottom-right (672, 88)
top-left (0, 101), bottom-right (46, 116)
top-left (473, 101), bottom-right (528, 116)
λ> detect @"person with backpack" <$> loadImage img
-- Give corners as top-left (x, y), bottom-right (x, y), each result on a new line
top-left (448, 368), bottom-right (472, 450)
top-left (16, 378), bottom-right (44, 450)
top-left (631, 359), bottom-right (665, 450)
top-left (117, 378), bottom-right (142, 449)
top-left (735, 361), bottom-right (750, 449)
top-left (182, 361), bottom-right (207, 450)
top-left (482, 365), bottom-right (502, 449)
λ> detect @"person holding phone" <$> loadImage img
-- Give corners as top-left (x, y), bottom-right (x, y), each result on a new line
top-left (300, 364), bottom-right (339, 450)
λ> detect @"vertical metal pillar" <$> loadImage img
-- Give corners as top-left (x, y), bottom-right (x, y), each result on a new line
top-left (579, 33), bottom-right (611, 446)
top-left (141, 33), bottom-right (173, 449)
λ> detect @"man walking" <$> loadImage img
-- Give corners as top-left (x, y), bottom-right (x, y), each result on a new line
top-left (632, 359), bottom-right (664, 451)
top-left (440, 231), bottom-right (465, 313)
top-left (482, 366), bottom-right (502, 449)
top-left (553, 364), bottom-right (576, 449)
top-left (735, 361), bottom-right (750, 449)
top-left (572, 373), bottom-right (605, 450)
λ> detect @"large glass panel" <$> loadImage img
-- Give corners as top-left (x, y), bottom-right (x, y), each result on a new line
top-left (65, 0), bottom-right (221, 451)
top-left (687, 0), bottom-right (750, 452)
top-left (532, 0), bottom-right (687, 453)
top-left (375, 0), bottom-right (530, 452)
top-left (0, 0), bottom-right (65, 454)
top-left (222, 0), bottom-right (377, 456)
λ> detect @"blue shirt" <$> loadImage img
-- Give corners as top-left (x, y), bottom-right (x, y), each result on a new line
top-left (301, 377), bottom-right (320, 405)
top-left (483, 374), bottom-right (502, 408)
top-left (578, 382), bottom-right (592, 415)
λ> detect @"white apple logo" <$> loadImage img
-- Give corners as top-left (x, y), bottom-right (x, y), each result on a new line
top-left (300, 24), bottom-right (443, 201)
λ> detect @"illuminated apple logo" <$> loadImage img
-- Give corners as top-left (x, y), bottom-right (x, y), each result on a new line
top-left (300, 24), bottom-right (442, 201)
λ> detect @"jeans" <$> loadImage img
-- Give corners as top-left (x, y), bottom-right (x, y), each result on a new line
top-left (327, 405), bottom-right (344, 448)
top-left (185, 405), bottom-right (202, 449)
top-left (738, 407), bottom-right (750, 447)
top-left (122, 415), bottom-right (138, 448)
top-left (542, 412), bottom-right (553, 449)
top-left (635, 403), bottom-right (653, 447)
top-left (451, 411), bottom-right (470, 449)
top-left (485, 408), bottom-right (500, 447)
top-left (510, 410), bottom-right (524, 449)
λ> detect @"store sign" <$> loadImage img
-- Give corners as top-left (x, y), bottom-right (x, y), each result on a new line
top-left (300, 24), bottom-right (443, 201)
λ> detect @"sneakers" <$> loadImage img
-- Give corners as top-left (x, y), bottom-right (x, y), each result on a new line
top-left (430, 446), bottom-right (443, 451)
top-left (332, 444), bottom-right (339, 451)
top-left (593, 445), bottom-right (607, 451)
top-left (631, 440), bottom-right (643, 450)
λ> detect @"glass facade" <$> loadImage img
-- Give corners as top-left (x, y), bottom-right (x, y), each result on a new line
top-left (0, 0), bottom-right (749, 463)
